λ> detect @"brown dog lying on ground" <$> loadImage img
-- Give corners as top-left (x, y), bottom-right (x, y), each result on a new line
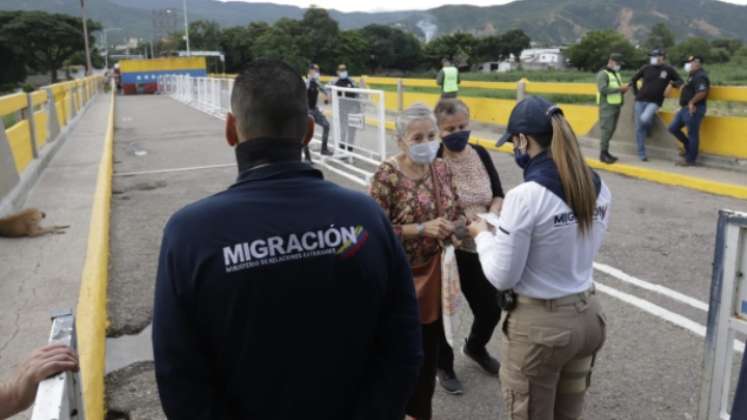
top-left (0, 209), bottom-right (69, 238)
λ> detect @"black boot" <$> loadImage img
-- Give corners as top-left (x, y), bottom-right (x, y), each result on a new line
top-left (600, 150), bottom-right (618, 164)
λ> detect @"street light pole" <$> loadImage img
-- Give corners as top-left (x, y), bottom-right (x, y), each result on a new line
top-left (102, 28), bottom-right (122, 70)
top-left (79, 0), bottom-right (93, 75)
top-left (182, 0), bottom-right (191, 56)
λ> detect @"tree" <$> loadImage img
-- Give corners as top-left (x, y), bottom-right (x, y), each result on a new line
top-left (336, 30), bottom-right (369, 75)
top-left (644, 23), bottom-right (676, 51)
top-left (359, 25), bottom-right (423, 72)
top-left (220, 26), bottom-right (252, 73)
top-left (300, 7), bottom-right (340, 72)
top-left (501, 29), bottom-right (531, 63)
top-left (1, 11), bottom-right (100, 83)
top-left (566, 30), bottom-right (643, 72)
top-left (0, 12), bottom-right (27, 89)
top-left (184, 20), bottom-right (222, 51)
top-left (711, 38), bottom-right (743, 55)
top-left (424, 32), bottom-right (479, 69)
top-left (668, 37), bottom-right (714, 65)
top-left (733, 46), bottom-right (747, 65)
top-left (68, 48), bottom-right (104, 69)
top-left (253, 19), bottom-right (308, 72)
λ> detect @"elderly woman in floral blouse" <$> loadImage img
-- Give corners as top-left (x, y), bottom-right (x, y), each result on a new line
top-left (369, 103), bottom-right (465, 420)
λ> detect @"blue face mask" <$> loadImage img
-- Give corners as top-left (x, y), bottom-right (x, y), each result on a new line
top-left (409, 141), bottom-right (440, 165)
top-left (442, 130), bottom-right (471, 152)
top-left (514, 145), bottom-right (531, 169)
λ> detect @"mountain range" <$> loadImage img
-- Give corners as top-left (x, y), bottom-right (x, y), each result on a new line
top-left (1, 0), bottom-right (746, 45)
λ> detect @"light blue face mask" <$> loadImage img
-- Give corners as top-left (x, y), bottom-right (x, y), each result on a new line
top-left (409, 140), bottom-right (440, 165)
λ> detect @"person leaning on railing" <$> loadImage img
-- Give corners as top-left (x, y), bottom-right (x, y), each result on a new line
top-left (0, 344), bottom-right (78, 419)
top-left (668, 55), bottom-right (710, 167)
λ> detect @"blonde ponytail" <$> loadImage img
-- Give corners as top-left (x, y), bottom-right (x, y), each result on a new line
top-left (549, 115), bottom-right (596, 234)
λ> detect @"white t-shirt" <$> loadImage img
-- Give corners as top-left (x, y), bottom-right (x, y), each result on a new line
top-left (475, 180), bottom-right (611, 299)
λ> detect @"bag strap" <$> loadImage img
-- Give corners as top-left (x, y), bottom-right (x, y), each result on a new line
top-left (430, 163), bottom-right (443, 217)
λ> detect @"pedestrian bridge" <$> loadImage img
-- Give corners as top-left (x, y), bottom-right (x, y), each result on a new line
top-left (1, 76), bottom-right (746, 419)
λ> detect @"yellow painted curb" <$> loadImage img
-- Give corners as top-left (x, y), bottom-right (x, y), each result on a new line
top-left (471, 136), bottom-right (747, 200)
top-left (76, 85), bottom-right (114, 420)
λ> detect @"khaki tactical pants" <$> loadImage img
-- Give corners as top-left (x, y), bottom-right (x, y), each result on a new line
top-left (499, 291), bottom-right (606, 420)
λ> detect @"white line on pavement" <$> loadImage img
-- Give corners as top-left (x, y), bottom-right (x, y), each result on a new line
top-left (594, 262), bottom-right (710, 312)
top-left (595, 281), bottom-right (744, 354)
top-left (114, 163), bottom-right (235, 177)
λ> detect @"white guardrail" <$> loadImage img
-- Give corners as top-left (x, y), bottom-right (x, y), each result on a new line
top-left (158, 75), bottom-right (388, 186)
top-left (30, 311), bottom-right (84, 420)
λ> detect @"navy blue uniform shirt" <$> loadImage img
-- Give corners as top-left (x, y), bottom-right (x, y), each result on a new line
top-left (679, 68), bottom-right (710, 107)
top-left (153, 161), bottom-right (422, 420)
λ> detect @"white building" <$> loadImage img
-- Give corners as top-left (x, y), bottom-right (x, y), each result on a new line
top-left (519, 48), bottom-right (567, 70)
top-left (479, 47), bottom-right (567, 73)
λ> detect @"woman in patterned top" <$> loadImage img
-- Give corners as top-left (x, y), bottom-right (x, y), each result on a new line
top-left (369, 103), bottom-right (465, 420)
top-left (434, 99), bottom-right (505, 396)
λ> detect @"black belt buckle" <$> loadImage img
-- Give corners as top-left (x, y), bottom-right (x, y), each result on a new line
top-left (498, 290), bottom-right (517, 311)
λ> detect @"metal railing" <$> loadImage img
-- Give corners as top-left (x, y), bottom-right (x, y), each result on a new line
top-left (159, 74), bottom-right (234, 119)
top-left (30, 311), bottom-right (84, 420)
top-left (699, 209), bottom-right (747, 420)
top-left (159, 75), bottom-right (388, 186)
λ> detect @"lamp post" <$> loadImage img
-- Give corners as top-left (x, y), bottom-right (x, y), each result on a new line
top-left (79, 0), bottom-right (93, 75)
top-left (182, 0), bottom-right (191, 56)
top-left (102, 27), bottom-right (122, 70)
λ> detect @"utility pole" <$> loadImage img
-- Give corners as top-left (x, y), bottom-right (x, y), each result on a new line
top-left (182, 0), bottom-right (191, 56)
top-left (79, 0), bottom-right (93, 75)
top-left (103, 28), bottom-right (122, 70)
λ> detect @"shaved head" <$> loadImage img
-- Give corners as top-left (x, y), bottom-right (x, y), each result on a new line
top-left (230, 60), bottom-right (308, 141)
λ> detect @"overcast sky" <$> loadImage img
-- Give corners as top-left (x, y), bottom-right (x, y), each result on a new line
top-left (232, 0), bottom-right (747, 12)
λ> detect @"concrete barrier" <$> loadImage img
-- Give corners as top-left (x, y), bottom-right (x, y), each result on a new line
top-left (318, 75), bottom-right (747, 166)
top-left (0, 75), bottom-right (103, 217)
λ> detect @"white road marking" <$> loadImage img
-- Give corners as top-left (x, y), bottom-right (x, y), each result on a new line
top-left (594, 262), bottom-right (710, 312)
top-left (114, 163), bottom-right (235, 177)
top-left (595, 281), bottom-right (744, 354)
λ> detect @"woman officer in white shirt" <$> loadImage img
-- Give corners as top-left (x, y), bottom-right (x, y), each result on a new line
top-left (468, 96), bottom-right (610, 420)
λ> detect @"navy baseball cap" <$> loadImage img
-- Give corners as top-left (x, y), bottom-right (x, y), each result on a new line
top-left (649, 48), bottom-right (665, 57)
top-left (496, 96), bottom-right (564, 147)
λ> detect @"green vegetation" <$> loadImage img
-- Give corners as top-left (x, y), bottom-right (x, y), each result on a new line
top-left (0, 10), bottom-right (101, 90)
top-left (166, 8), bottom-right (530, 76)
top-left (2, 114), bottom-right (17, 128)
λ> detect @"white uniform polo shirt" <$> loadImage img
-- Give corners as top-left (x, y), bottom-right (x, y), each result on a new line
top-left (475, 180), bottom-right (611, 299)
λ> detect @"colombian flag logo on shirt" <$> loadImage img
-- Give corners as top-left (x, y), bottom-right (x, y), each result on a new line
top-left (337, 225), bottom-right (368, 259)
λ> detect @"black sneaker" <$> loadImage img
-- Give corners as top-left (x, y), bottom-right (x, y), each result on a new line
top-left (321, 149), bottom-right (333, 156)
top-left (437, 369), bottom-right (464, 395)
top-left (463, 345), bottom-right (500, 376)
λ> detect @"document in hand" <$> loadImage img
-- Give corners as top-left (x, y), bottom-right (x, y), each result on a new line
top-left (477, 212), bottom-right (501, 228)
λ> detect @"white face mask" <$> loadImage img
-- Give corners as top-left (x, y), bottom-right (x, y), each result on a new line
top-left (650, 57), bottom-right (660, 65)
top-left (408, 141), bottom-right (440, 165)
top-left (338, 71), bottom-right (348, 79)
top-left (684, 63), bottom-right (693, 73)
top-left (612, 64), bottom-right (621, 72)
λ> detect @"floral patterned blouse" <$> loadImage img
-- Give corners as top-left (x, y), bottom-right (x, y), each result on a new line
top-left (369, 157), bottom-right (464, 266)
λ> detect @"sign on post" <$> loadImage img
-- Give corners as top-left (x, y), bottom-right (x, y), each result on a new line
top-left (699, 209), bottom-right (747, 420)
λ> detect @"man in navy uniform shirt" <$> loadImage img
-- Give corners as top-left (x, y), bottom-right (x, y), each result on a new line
top-left (153, 60), bottom-right (422, 420)
top-left (668, 55), bottom-right (709, 167)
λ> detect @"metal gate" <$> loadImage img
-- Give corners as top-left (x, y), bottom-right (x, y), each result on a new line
top-left (699, 209), bottom-right (747, 420)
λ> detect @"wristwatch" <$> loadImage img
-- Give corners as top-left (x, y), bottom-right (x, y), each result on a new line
top-left (416, 223), bottom-right (425, 238)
